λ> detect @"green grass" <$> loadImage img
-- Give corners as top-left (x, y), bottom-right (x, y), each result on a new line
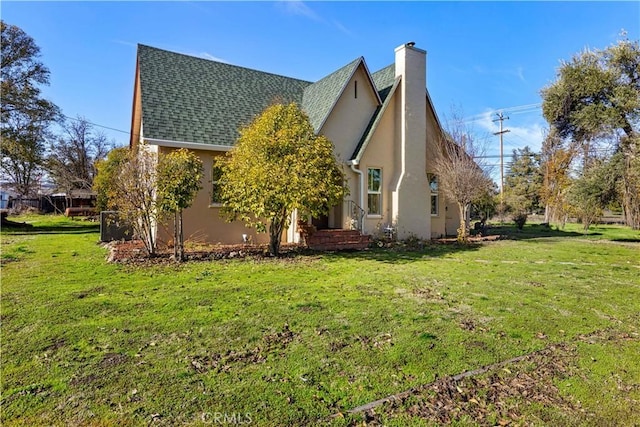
top-left (1, 215), bottom-right (639, 426)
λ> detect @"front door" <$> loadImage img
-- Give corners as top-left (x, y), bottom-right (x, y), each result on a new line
top-left (312, 214), bottom-right (329, 230)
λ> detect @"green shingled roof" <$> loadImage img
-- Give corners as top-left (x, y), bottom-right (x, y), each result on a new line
top-left (301, 57), bottom-right (362, 132)
top-left (371, 64), bottom-right (396, 101)
top-left (137, 45), bottom-right (398, 149)
top-left (138, 45), bottom-right (312, 146)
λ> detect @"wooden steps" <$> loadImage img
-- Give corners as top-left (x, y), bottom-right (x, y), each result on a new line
top-left (305, 229), bottom-right (371, 251)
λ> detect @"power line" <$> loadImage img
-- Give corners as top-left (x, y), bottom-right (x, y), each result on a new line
top-left (61, 114), bottom-right (130, 135)
top-left (462, 103), bottom-right (541, 123)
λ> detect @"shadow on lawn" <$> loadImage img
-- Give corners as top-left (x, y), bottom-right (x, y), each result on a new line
top-left (612, 237), bottom-right (640, 243)
top-left (1, 219), bottom-right (99, 235)
top-left (323, 242), bottom-right (482, 264)
top-left (489, 224), bottom-right (586, 240)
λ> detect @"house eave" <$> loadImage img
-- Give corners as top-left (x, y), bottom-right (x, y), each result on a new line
top-left (144, 138), bottom-right (233, 152)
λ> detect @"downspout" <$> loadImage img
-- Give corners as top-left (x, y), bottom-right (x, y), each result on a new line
top-left (349, 160), bottom-right (366, 234)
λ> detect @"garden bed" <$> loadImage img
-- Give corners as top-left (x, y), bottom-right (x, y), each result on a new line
top-left (104, 239), bottom-right (304, 263)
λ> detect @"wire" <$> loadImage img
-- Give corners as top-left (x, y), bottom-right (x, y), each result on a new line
top-left (62, 114), bottom-right (130, 135)
top-left (461, 103), bottom-right (542, 123)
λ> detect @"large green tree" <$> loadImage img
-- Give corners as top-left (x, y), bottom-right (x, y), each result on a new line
top-left (1, 21), bottom-right (60, 197)
top-left (217, 103), bottom-right (347, 256)
top-left (541, 35), bottom-right (640, 228)
top-left (568, 159), bottom-right (620, 231)
top-left (504, 146), bottom-right (543, 218)
top-left (157, 148), bottom-right (203, 262)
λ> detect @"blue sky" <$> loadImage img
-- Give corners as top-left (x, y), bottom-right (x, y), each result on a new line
top-left (3, 1), bottom-right (639, 171)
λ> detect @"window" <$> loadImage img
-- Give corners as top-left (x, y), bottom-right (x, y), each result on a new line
top-left (429, 174), bottom-right (439, 216)
top-left (367, 168), bottom-right (382, 216)
top-left (210, 165), bottom-right (223, 205)
top-left (354, 80), bottom-right (358, 99)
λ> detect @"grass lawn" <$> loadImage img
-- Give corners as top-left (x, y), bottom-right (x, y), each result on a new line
top-left (1, 215), bottom-right (639, 426)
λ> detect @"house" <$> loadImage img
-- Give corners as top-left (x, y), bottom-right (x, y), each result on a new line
top-left (129, 42), bottom-right (460, 247)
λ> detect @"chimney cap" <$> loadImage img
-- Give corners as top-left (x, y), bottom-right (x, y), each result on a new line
top-left (406, 41), bottom-right (416, 47)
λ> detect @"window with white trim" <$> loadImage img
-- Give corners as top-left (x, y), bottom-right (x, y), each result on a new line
top-left (429, 174), bottom-right (439, 216)
top-left (367, 167), bottom-right (382, 216)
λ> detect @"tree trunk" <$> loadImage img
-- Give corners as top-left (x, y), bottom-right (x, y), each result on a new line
top-left (457, 203), bottom-right (469, 242)
top-left (174, 210), bottom-right (180, 261)
top-left (268, 214), bottom-right (286, 256)
top-left (544, 204), bottom-right (551, 223)
top-left (178, 209), bottom-right (184, 261)
top-left (622, 149), bottom-right (640, 230)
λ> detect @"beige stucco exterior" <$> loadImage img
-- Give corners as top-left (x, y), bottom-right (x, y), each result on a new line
top-left (131, 42), bottom-right (463, 246)
top-left (154, 147), bottom-right (272, 247)
top-left (321, 65), bottom-right (380, 162)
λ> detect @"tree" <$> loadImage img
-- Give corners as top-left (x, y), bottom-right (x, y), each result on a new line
top-left (541, 35), bottom-right (640, 228)
top-left (217, 103), bottom-right (347, 256)
top-left (156, 148), bottom-right (203, 261)
top-left (1, 21), bottom-right (60, 197)
top-left (433, 115), bottom-right (493, 242)
top-left (93, 146), bottom-right (130, 212)
top-left (112, 147), bottom-right (158, 256)
top-left (538, 129), bottom-right (576, 226)
top-left (47, 117), bottom-right (111, 194)
top-left (504, 146), bottom-right (543, 226)
top-left (568, 159), bottom-right (619, 231)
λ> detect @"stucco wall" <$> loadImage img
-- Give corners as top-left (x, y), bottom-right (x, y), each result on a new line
top-left (319, 64), bottom-right (379, 229)
top-left (424, 98), bottom-right (461, 238)
top-left (321, 65), bottom-right (379, 163)
top-left (155, 148), bottom-right (272, 246)
top-left (359, 94), bottom-right (397, 235)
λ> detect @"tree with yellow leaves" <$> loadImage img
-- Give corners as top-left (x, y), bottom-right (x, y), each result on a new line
top-left (217, 103), bottom-right (347, 256)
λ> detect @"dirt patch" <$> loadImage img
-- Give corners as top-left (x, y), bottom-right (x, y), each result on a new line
top-left (434, 234), bottom-right (504, 244)
top-left (189, 324), bottom-right (298, 374)
top-left (73, 286), bottom-right (105, 299)
top-left (70, 373), bottom-right (99, 387)
top-left (43, 337), bottom-right (67, 352)
top-left (100, 352), bottom-right (129, 368)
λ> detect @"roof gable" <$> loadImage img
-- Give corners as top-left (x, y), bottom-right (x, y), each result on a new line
top-left (301, 57), bottom-right (363, 132)
top-left (137, 45), bottom-right (312, 146)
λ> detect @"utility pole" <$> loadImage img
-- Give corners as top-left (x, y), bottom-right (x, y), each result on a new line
top-left (493, 112), bottom-right (510, 202)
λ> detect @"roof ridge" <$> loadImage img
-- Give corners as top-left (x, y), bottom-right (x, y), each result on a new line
top-left (311, 56), bottom-right (363, 85)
